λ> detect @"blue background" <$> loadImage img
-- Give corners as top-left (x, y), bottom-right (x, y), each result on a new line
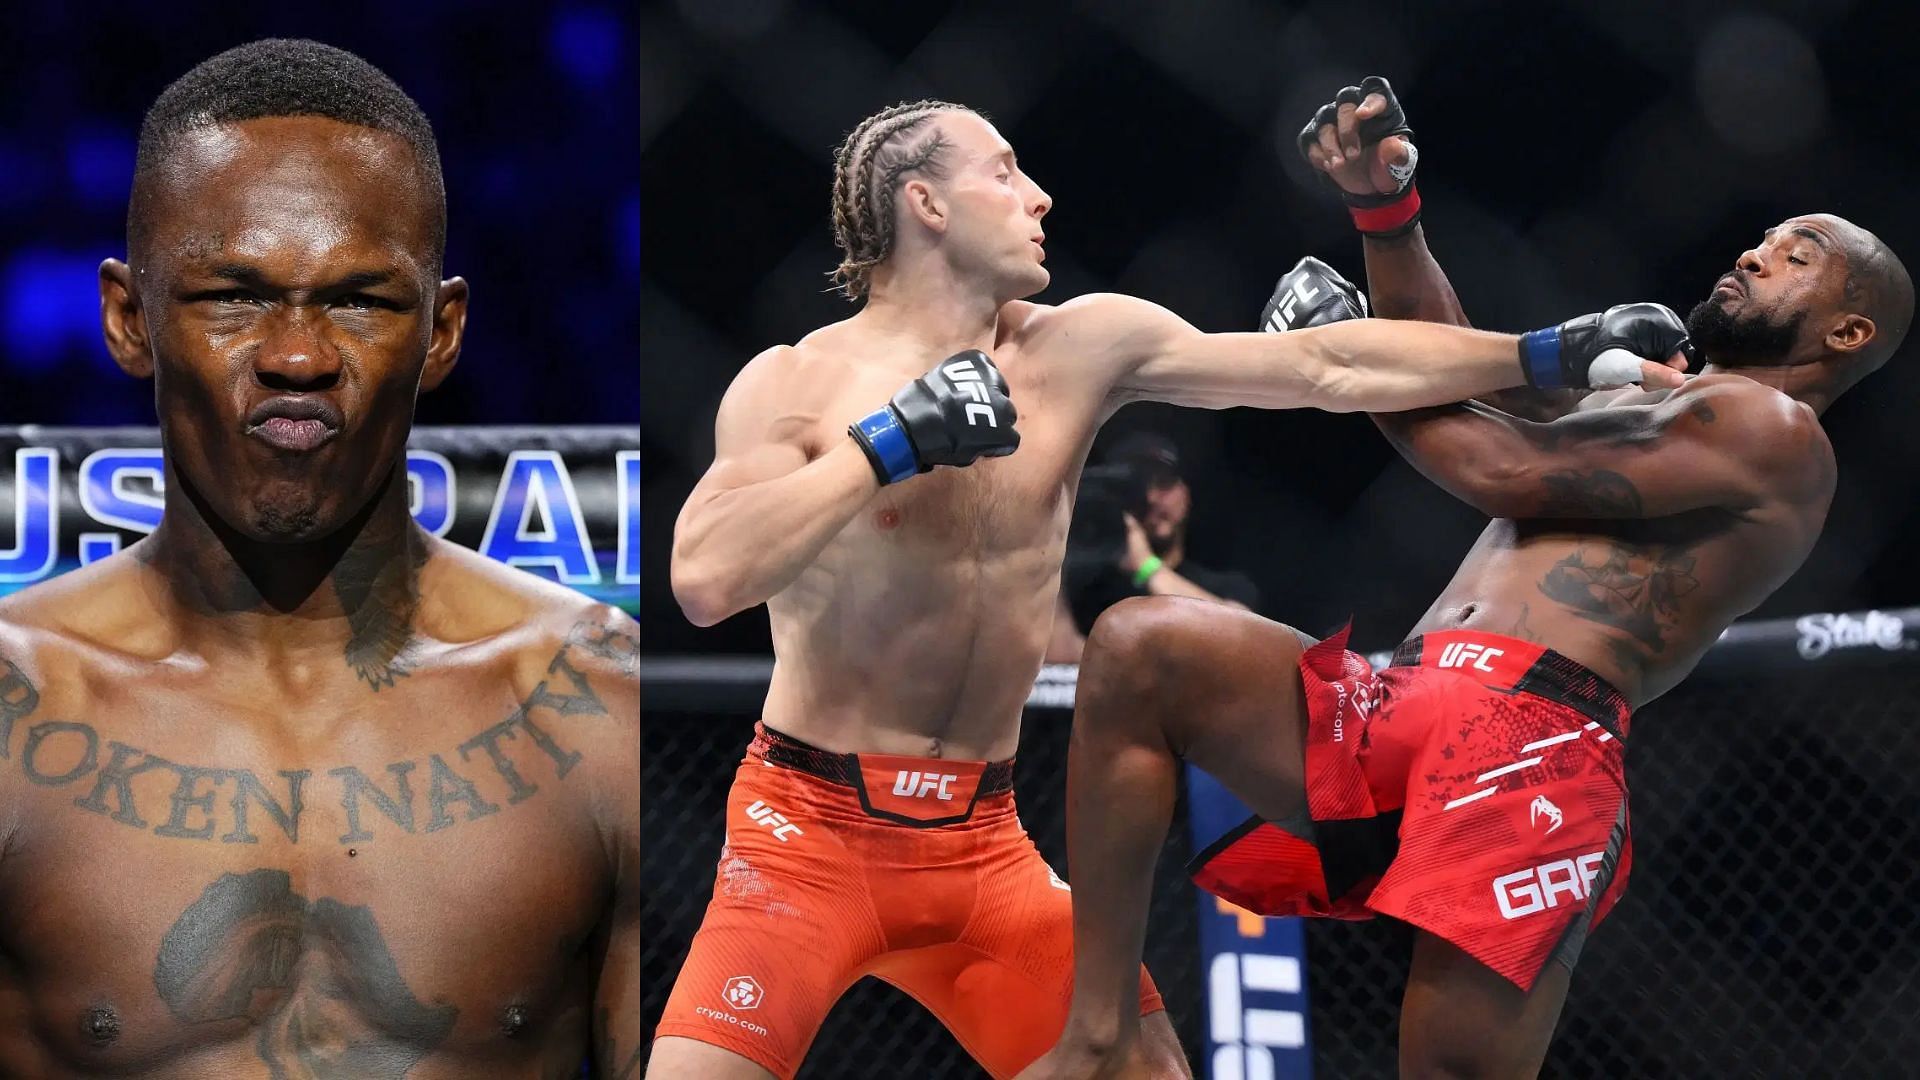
top-left (0, 3), bottom-right (638, 426)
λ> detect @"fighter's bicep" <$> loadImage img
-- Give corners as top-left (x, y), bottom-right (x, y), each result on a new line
top-left (689, 347), bottom-right (820, 501)
top-left (690, 438), bottom-right (813, 503)
top-left (1537, 384), bottom-right (1811, 515)
top-left (1641, 385), bottom-right (1820, 495)
top-left (1042, 293), bottom-right (1242, 407)
top-left (1125, 330), bottom-right (1332, 410)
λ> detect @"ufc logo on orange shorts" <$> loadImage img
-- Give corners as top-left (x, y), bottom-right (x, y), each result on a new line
top-left (745, 800), bottom-right (803, 842)
top-left (891, 770), bottom-right (959, 801)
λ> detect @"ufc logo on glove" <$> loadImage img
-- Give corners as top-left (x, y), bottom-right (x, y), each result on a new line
top-left (1272, 277), bottom-right (1322, 331)
top-left (943, 360), bottom-right (998, 427)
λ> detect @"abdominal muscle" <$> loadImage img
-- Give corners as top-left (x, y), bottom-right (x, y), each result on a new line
top-left (759, 508), bottom-right (1067, 763)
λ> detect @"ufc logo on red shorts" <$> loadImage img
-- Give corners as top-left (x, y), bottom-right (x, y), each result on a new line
top-left (745, 800), bottom-right (803, 842)
top-left (891, 770), bottom-right (958, 801)
top-left (942, 360), bottom-right (997, 427)
top-left (1438, 641), bottom-right (1504, 672)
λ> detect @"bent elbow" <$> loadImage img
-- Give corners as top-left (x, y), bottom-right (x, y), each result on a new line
top-left (675, 584), bottom-right (732, 628)
top-left (670, 559), bottom-right (737, 628)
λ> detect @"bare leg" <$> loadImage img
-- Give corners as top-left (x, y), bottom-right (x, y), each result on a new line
top-left (644, 1036), bottom-right (780, 1079)
top-left (1024, 597), bottom-right (1314, 1076)
top-left (1398, 933), bottom-right (1570, 1079)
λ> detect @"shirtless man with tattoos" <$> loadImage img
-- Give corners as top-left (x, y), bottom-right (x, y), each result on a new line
top-left (1022, 78), bottom-right (1910, 1079)
top-left (0, 40), bottom-right (639, 1077)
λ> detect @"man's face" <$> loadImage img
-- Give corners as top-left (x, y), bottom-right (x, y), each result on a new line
top-left (1142, 473), bottom-right (1190, 553)
top-left (929, 111), bottom-right (1052, 300)
top-left (113, 116), bottom-right (463, 542)
top-left (1687, 215), bottom-right (1853, 367)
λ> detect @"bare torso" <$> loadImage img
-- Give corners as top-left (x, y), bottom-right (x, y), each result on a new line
top-left (0, 541), bottom-right (639, 1078)
top-left (762, 301), bottom-right (1116, 761)
top-left (1410, 385), bottom-right (1833, 704)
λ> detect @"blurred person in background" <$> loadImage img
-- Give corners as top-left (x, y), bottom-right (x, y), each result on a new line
top-left (1052, 433), bottom-right (1258, 663)
top-left (659, 93), bottom-right (1692, 1079)
top-left (1024, 77), bottom-right (1910, 1080)
top-left (1111, 435), bottom-right (1259, 611)
top-left (0, 40), bottom-right (639, 1077)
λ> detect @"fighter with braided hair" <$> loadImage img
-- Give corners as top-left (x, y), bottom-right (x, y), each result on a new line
top-left (828, 99), bottom-right (972, 298)
top-left (657, 100), bottom-right (1694, 1079)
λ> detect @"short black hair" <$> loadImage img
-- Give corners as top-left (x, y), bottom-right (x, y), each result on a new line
top-left (129, 39), bottom-right (446, 268)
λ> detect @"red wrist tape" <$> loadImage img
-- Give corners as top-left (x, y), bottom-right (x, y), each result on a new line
top-left (1348, 184), bottom-right (1421, 235)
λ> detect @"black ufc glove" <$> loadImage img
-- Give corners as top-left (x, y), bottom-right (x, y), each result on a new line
top-left (1260, 256), bottom-right (1369, 332)
top-left (1521, 303), bottom-right (1697, 390)
top-left (1297, 76), bottom-right (1422, 237)
top-left (849, 349), bottom-right (1020, 484)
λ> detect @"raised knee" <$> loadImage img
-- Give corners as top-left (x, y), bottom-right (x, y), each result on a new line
top-left (1083, 596), bottom-right (1213, 679)
top-left (1086, 596), bottom-right (1301, 678)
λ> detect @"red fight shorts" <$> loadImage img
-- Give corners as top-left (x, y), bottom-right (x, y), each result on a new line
top-left (655, 724), bottom-right (1164, 1080)
top-left (1190, 629), bottom-right (1633, 991)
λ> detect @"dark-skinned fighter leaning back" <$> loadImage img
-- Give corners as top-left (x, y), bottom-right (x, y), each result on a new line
top-left (1019, 77), bottom-right (1909, 1080)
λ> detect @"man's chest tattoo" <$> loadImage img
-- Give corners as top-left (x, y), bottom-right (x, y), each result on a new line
top-left (155, 868), bottom-right (457, 1076)
top-left (0, 621), bottom-right (635, 847)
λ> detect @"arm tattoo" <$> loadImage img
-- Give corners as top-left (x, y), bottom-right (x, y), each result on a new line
top-left (1536, 469), bottom-right (1645, 517)
top-left (1522, 398), bottom-right (1730, 518)
top-left (1515, 410), bottom-right (1643, 451)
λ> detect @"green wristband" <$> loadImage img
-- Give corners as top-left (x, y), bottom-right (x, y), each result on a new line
top-left (1133, 556), bottom-right (1164, 588)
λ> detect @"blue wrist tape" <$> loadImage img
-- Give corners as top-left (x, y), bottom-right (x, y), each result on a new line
top-left (1519, 327), bottom-right (1564, 388)
top-left (853, 406), bottom-right (919, 484)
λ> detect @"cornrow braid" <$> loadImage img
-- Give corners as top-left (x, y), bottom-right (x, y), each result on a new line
top-left (828, 99), bottom-right (975, 300)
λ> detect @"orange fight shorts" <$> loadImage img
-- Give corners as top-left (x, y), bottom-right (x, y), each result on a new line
top-left (655, 724), bottom-right (1164, 1079)
top-left (1191, 629), bottom-right (1634, 991)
